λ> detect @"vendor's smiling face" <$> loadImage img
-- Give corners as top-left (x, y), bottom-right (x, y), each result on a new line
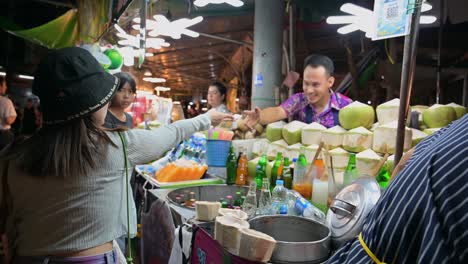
top-left (303, 65), bottom-right (335, 106)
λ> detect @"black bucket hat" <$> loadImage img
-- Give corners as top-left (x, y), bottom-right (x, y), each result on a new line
top-left (33, 47), bottom-right (119, 125)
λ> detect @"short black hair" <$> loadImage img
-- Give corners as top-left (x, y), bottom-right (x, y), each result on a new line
top-left (209, 81), bottom-right (227, 101)
top-left (114, 72), bottom-right (137, 93)
top-left (303, 54), bottom-right (334, 76)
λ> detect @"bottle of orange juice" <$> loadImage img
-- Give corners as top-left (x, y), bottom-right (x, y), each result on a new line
top-left (236, 152), bottom-right (248, 185)
top-left (292, 149), bottom-right (312, 199)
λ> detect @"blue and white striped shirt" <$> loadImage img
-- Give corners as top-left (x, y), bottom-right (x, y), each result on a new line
top-left (328, 115), bottom-right (468, 264)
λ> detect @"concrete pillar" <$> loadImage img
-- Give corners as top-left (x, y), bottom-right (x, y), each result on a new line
top-left (251, 0), bottom-right (285, 109)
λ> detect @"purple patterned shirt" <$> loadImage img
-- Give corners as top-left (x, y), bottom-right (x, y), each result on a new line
top-left (280, 91), bottom-right (352, 128)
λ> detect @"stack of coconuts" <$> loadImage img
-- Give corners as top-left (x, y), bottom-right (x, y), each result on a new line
top-left (243, 99), bottom-right (465, 181)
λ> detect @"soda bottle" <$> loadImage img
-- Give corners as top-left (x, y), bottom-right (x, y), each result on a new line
top-left (293, 150), bottom-right (312, 199)
top-left (282, 157), bottom-right (293, 189)
top-left (376, 163), bottom-right (391, 190)
top-left (258, 178), bottom-right (272, 215)
top-left (255, 154), bottom-right (268, 189)
top-left (343, 153), bottom-right (358, 187)
top-left (226, 145), bottom-right (237, 185)
top-left (271, 180), bottom-right (288, 215)
top-left (236, 152), bottom-right (248, 185)
top-left (270, 152), bottom-right (283, 189)
top-left (242, 182), bottom-right (257, 218)
top-left (234, 191), bottom-right (243, 206)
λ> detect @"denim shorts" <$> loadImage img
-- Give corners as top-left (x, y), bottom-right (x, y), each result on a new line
top-left (13, 249), bottom-right (117, 264)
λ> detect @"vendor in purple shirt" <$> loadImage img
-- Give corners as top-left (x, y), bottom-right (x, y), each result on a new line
top-left (245, 54), bottom-right (352, 128)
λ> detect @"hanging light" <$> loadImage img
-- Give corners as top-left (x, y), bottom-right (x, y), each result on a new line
top-left (194, 0), bottom-right (244, 8)
top-left (155, 86), bottom-right (171, 92)
top-left (143, 77), bottom-right (166, 83)
top-left (144, 70), bottom-right (152, 76)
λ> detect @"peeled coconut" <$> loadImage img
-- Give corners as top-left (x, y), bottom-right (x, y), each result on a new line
top-left (372, 121), bottom-right (412, 154)
top-left (196, 201), bottom-right (222, 221)
top-left (267, 139), bottom-right (289, 160)
top-left (266, 121), bottom-right (287, 142)
top-left (447, 103), bottom-right (466, 119)
top-left (343, 127), bottom-right (373, 153)
top-left (356, 149), bottom-right (383, 176)
top-left (304, 144), bottom-right (320, 163)
top-left (214, 215), bottom-right (250, 255)
top-left (411, 128), bottom-right (428, 147)
top-left (376, 98), bottom-right (400, 125)
top-left (247, 157), bottom-right (261, 180)
top-left (266, 160), bottom-right (275, 180)
top-left (282, 121), bottom-right (307, 145)
top-left (218, 208), bottom-right (248, 221)
top-left (238, 228), bottom-right (276, 263)
top-left (328, 147), bottom-right (350, 169)
top-left (386, 154), bottom-right (395, 175)
top-left (371, 122), bottom-right (379, 132)
top-left (422, 104), bottom-right (457, 128)
top-left (302, 122), bottom-right (326, 146)
top-left (322, 125), bottom-right (347, 149)
top-left (423, 127), bottom-right (441, 135)
top-left (339, 101), bottom-right (375, 129)
top-left (252, 138), bottom-right (270, 158)
top-left (286, 143), bottom-right (303, 160)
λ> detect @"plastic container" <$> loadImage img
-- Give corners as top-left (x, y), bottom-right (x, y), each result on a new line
top-left (206, 140), bottom-right (232, 167)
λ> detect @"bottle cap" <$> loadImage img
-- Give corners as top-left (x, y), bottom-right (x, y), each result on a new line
top-left (276, 180), bottom-right (284, 185)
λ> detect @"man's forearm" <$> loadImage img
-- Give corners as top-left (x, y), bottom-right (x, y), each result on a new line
top-left (259, 107), bottom-right (287, 125)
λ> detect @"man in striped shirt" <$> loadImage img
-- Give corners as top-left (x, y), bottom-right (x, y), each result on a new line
top-left (328, 114), bottom-right (468, 264)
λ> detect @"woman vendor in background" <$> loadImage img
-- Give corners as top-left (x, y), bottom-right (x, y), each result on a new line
top-left (207, 81), bottom-right (231, 114)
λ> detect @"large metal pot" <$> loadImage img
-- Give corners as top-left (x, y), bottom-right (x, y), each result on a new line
top-left (249, 215), bottom-right (331, 263)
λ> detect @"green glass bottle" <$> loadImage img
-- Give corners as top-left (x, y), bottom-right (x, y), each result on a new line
top-left (255, 154), bottom-right (268, 189)
top-left (270, 152), bottom-right (283, 189)
top-left (226, 145), bottom-right (237, 185)
top-left (376, 163), bottom-right (391, 190)
top-left (282, 157), bottom-right (293, 189)
top-left (343, 153), bottom-right (358, 187)
top-left (233, 191), bottom-right (243, 206)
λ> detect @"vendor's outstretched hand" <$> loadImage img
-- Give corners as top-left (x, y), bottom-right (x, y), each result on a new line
top-left (243, 107), bottom-right (261, 130)
top-left (207, 109), bottom-right (233, 127)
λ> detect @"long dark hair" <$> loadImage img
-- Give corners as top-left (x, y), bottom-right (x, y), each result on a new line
top-left (2, 115), bottom-right (117, 177)
top-left (114, 72), bottom-right (137, 93)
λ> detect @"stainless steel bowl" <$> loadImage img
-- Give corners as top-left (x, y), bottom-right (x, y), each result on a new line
top-left (166, 185), bottom-right (254, 210)
top-left (249, 215), bottom-right (331, 263)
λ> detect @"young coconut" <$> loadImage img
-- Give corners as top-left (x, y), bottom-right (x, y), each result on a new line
top-left (342, 126), bottom-right (373, 153)
top-left (356, 149), bottom-right (383, 176)
top-left (322, 125), bottom-right (347, 149)
top-left (446, 102), bottom-right (467, 119)
top-left (422, 104), bottom-right (457, 128)
top-left (411, 128), bottom-right (428, 147)
top-left (302, 122), bottom-right (326, 146)
top-left (328, 147), bottom-right (350, 169)
top-left (372, 121), bottom-right (412, 154)
top-left (386, 154), bottom-right (395, 175)
top-left (304, 144), bottom-right (320, 163)
top-left (286, 143), bottom-right (304, 160)
top-left (266, 121), bottom-right (287, 142)
top-left (238, 228), bottom-right (276, 263)
top-left (248, 157), bottom-right (261, 180)
top-left (339, 101), bottom-right (375, 129)
top-left (376, 98), bottom-right (400, 126)
top-left (282, 120), bottom-right (307, 145)
top-left (196, 201), bottom-right (222, 221)
top-left (423, 127), bottom-right (441, 135)
top-left (214, 215), bottom-right (250, 255)
top-left (252, 138), bottom-right (270, 158)
top-left (267, 139), bottom-right (289, 160)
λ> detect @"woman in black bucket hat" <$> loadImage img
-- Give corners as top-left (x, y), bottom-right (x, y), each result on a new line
top-left (0, 47), bottom-right (231, 263)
